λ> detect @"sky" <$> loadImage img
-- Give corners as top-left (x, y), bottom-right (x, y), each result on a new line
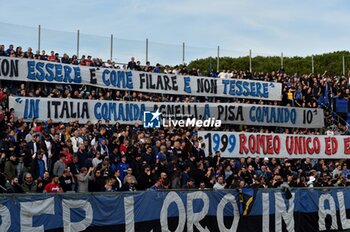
top-left (0, 0), bottom-right (349, 65)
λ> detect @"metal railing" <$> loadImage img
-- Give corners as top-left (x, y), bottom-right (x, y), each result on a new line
top-left (0, 21), bottom-right (348, 74)
top-left (0, 186), bottom-right (348, 198)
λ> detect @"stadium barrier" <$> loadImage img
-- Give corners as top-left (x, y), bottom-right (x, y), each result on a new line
top-left (1, 187), bottom-right (350, 231)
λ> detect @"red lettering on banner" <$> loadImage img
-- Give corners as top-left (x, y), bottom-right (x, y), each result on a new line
top-left (344, 138), bottom-right (350, 154)
top-left (257, 135), bottom-right (265, 153)
top-left (239, 134), bottom-right (248, 154)
top-left (325, 138), bottom-right (331, 155)
top-left (286, 136), bottom-right (294, 154)
top-left (294, 137), bottom-right (302, 154)
top-left (266, 135), bottom-right (273, 154)
top-left (302, 137), bottom-right (307, 154)
top-left (286, 136), bottom-right (320, 155)
top-left (274, 136), bottom-right (281, 153)
top-left (314, 138), bottom-right (320, 154)
top-left (331, 138), bottom-right (338, 154)
top-left (248, 135), bottom-right (256, 153)
top-left (239, 134), bottom-right (280, 155)
top-left (325, 137), bottom-right (338, 155)
top-left (306, 137), bottom-right (314, 154)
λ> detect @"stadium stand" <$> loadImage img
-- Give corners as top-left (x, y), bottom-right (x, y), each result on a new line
top-left (0, 42), bottom-right (349, 195)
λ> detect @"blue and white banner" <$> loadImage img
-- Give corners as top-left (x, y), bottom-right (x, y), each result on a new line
top-left (9, 96), bottom-right (324, 128)
top-left (0, 57), bottom-right (282, 100)
top-left (1, 188), bottom-right (350, 231)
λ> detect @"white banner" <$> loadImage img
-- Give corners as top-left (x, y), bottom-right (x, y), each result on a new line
top-left (198, 131), bottom-right (350, 159)
top-left (0, 57), bottom-right (282, 100)
top-left (9, 97), bottom-right (324, 128)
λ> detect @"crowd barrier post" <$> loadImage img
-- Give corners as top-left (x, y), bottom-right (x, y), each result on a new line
top-left (249, 49), bottom-right (252, 73)
top-left (37, 25), bottom-right (41, 52)
top-left (77, 29), bottom-right (80, 58)
top-left (217, 45), bottom-right (220, 72)
top-left (182, 42), bottom-right (185, 65)
top-left (146, 38), bottom-right (149, 63)
top-left (110, 34), bottom-right (113, 61)
top-left (281, 52), bottom-right (284, 69)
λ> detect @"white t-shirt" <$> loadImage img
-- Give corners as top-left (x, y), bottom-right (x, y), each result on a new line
top-left (92, 158), bottom-right (102, 168)
top-left (71, 136), bottom-right (83, 153)
top-left (45, 140), bottom-right (52, 157)
top-left (213, 182), bottom-right (225, 190)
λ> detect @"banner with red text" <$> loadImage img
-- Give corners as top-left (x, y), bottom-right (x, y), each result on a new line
top-left (198, 131), bottom-right (350, 159)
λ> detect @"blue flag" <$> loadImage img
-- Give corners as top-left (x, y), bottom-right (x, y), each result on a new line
top-left (324, 81), bottom-right (329, 106)
top-left (239, 188), bottom-right (255, 215)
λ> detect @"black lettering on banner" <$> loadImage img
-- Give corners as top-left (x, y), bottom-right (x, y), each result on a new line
top-left (197, 78), bottom-right (217, 94)
top-left (193, 105), bottom-right (198, 119)
top-left (163, 75), bottom-right (170, 90)
top-left (140, 75), bottom-right (178, 91)
top-left (227, 106), bottom-right (244, 121)
top-left (221, 134), bottom-right (228, 152)
top-left (82, 102), bottom-right (90, 119)
top-left (217, 105), bottom-right (244, 121)
top-left (61, 101), bottom-right (69, 119)
top-left (90, 68), bottom-right (97, 84)
top-left (51, 101), bottom-right (60, 118)
top-left (204, 133), bottom-right (212, 154)
top-left (70, 101), bottom-right (76, 118)
top-left (0, 59), bottom-right (19, 77)
top-left (156, 75), bottom-right (164, 90)
top-left (171, 76), bottom-right (178, 91)
top-left (217, 106), bottom-right (224, 120)
top-left (77, 102), bottom-right (80, 118)
top-left (139, 73), bottom-right (146, 89)
top-left (141, 73), bottom-right (158, 89)
top-left (234, 106), bottom-right (244, 121)
top-left (49, 100), bottom-right (90, 120)
top-left (175, 105), bottom-right (181, 115)
top-left (303, 110), bottom-right (313, 124)
top-left (149, 74), bottom-right (155, 89)
top-left (11, 59), bottom-right (19, 77)
top-left (47, 101), bottom-right (51, 118)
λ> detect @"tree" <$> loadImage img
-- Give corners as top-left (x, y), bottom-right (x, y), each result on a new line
top-left (187, 51), bottom-right (350, 76)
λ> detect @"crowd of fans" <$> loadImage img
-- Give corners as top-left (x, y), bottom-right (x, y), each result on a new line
top-left (0, 43), bottom-right (350, 194)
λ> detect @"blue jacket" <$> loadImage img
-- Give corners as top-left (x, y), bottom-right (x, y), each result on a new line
top-left (117, 162), bottom-right (129, 180)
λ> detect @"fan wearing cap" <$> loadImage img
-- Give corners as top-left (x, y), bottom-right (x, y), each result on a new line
top-left (263, 157), bottom-right (269, 164)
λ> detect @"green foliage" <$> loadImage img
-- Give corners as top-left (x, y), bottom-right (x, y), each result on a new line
top-left (188, 51), bottom-right (350, 76)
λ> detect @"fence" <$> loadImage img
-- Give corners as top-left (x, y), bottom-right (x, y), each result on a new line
top-left (1, 21), bottom-right (348, 74)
